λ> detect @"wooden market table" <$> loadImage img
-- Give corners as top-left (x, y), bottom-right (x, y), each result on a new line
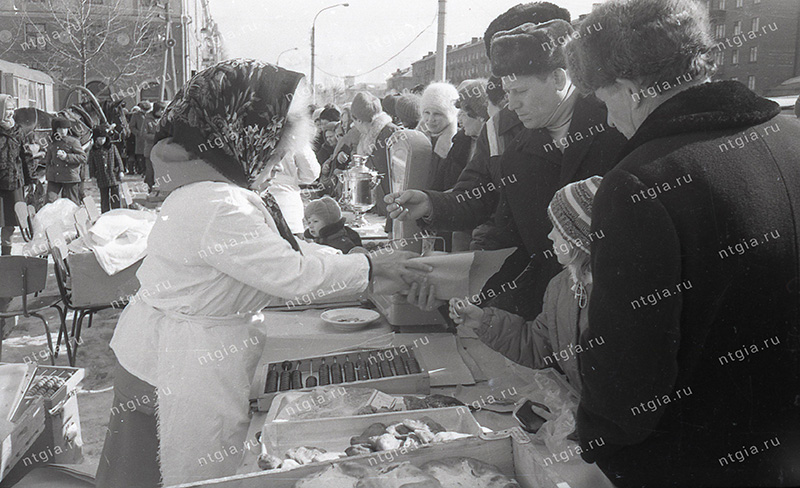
top-left (232, 309), bottom-right (615, 488)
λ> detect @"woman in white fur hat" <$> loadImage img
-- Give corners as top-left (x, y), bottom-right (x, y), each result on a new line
top-left (419, 82), bottom-right (459, 183)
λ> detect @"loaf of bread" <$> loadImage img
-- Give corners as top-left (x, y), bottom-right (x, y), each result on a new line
top-left (421, 457), bottom-right (520, 487)
top-left (294, 463), bottom-right (373, 488)
top-left (356, 462), bottom-right (442, 488)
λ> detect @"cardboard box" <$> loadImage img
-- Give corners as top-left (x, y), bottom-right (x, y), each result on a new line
top-left (24, 366), bottom-right (84, 465)
top-left (251, 348), bottom-right (430, 412)
top-left (66, 252), bottom-right (141, 308)
top-left (0, 397), bottom-right (45, 481)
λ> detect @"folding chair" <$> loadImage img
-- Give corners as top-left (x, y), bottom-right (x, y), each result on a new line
top-left (46, 224), bottom-right (121, 366)
top-left (14, 201), bottom-right (35, 242)
top-left (0, 256), bottom-right (68, 365)
top-left (73, 207), bottom-right (91, 239)
top-left (82, 196), bottom-right (100, 224)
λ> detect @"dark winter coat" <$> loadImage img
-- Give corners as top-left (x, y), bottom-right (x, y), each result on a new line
top-left (578, 81), bottom-right (800, 487)
top-left (0, 125), bottom-right (32, 191)
top-left (129, 111), bottom-right (146, 155)
top-left (44, 135), bottom-right (86, 184)
top-left (424, 95), bottom-right (626, 318)
top-left (366, 122), bottom-right (398, 217)
top-left (141, 113), bottom-right (159, 158)
top-left (454, 107), bottom-right (525, 251)
top-left (427, 129), bottom-right (473, 192)
top-left (88, 144), bottom-right (124, 188)
top-left (304, 218), bottom-right (362, 254)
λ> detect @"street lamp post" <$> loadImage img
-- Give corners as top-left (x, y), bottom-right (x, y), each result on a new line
top-left (277, 47), bottom-right (298, 66)
top-left (311, 3), bottom-right (349, 104)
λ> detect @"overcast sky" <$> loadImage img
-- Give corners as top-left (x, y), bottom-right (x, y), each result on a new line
top-left (207, 0), bottom-right (600, 85)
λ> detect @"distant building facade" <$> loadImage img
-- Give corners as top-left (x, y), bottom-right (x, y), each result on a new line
top-left (706, 0), bottom-right (800, 95)
top-left (0, 0), bottom-right (222, 108)
top-left (386, 67), bottom-right (416, 93)
top-left (411, 37), bottom-right (491, 87)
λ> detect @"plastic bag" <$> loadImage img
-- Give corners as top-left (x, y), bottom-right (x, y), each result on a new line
top-left (85, 209), bottom-right (156, 275)
top-left (21, 199), bottom-right (79, 257)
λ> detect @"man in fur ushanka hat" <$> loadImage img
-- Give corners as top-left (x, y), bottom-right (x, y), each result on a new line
top-left (387, 3), bottom-right (629, 321)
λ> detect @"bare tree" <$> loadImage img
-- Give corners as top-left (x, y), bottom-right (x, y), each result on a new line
top-left (15, 0), bottom-right (164, 98)
top-left (317, 78), bottom-right (347, 107)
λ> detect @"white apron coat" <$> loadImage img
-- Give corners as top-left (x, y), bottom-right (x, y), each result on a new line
top-left (110, 181), bottom-right (369, 485)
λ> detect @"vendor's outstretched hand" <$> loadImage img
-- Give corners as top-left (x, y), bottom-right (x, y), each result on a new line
top-left (370, 250), bottom-right (432, 290)
top-left (385, 190), bottom-right (431, 221)
top-left (449, 298), bottom-right (484, 328)
top-left (407, 280), bottom-right (445, 312)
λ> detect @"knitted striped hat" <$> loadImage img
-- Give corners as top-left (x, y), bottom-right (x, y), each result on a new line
top-left (547, 175), bottom-right (602, 254)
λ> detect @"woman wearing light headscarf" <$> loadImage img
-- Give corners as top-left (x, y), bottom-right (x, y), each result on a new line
top-left (96, 59), bottom-right (428, 487)
top-left (0, 95), bottom-right (31, 256)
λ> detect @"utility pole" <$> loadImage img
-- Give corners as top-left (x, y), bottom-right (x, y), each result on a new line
top-left (311, 3), bottom-right (349, 104)
top-left (434, 0), bottom-right (447, 82)
top-left (159, 0), bottom-right (179, 100)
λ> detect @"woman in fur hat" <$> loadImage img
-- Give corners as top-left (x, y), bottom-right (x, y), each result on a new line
top-left (419, 82), bottom-right (459, 186)
top-left (44, 117), bottom-right (85, 204)
top-left (426, 79), bottom-right (489, 193)
top-left (566, 0), bottom-right (800, 485)
top-left (95, 59), bottom-right (429, 487)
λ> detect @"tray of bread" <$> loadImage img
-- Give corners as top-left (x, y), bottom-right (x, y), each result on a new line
top-left (169, 408), bottom-right (554, 487)
top-left (251, 347), bottom-right (430, 412)
top-left (256, 408), bottom-right (479, 470)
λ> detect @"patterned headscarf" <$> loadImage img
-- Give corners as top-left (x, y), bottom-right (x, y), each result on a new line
top-left (156, 59), bottom-right (305, 252)
top-left (155, 58), bottom-right (303, 188)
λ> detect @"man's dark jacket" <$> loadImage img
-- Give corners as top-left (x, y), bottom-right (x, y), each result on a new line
top-left (454, 107), bottom-right (526, 251)
top-left (578, 81), bottom-right (800, 487)
top-left (424, 95), bottom-right (626, 318)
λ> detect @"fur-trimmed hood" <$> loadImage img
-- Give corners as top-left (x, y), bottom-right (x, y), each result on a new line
top-left (621, 81), bottom-right (781, 160)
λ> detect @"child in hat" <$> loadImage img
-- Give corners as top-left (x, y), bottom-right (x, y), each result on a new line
top-left (44, 117), bottom-right (86, 204)
top-left (303, 196), bottom-right (362, 254)
top-left (88, 124), bottom-right (124, 212)
top-left (449, 176), bottom-right (603, 392)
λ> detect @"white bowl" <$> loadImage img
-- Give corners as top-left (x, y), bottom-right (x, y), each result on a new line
top-left (320, 308), bottom-right (381, 331)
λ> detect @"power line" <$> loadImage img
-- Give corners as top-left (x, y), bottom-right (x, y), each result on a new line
top-left (316, 11), bottom-right (437, 79)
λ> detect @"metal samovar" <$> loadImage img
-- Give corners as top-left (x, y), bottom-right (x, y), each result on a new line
top-left (339, 155), bottom-right (382, 227)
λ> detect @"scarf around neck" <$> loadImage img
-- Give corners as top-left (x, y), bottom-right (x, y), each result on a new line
top-left (546, 85), bottom-right (579, 150)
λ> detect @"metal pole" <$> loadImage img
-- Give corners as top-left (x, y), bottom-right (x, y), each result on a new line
top-left (311, 4), bottom-right (349, 105)
top-left (435, 0), bottom-right (447, 82)
top-left (311, 24), bottom-right (316, 103)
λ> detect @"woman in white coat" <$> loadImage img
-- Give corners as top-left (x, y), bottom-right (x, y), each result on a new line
top-left (95, 59), bottom-right (427, 487)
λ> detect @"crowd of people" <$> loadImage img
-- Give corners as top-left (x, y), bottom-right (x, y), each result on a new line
top-left (0, 0), bottom-right (797, 486)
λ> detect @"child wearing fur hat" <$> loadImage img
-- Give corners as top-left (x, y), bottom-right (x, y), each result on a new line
top-left (44, 117), bottom-right (86, 205)
top-left (88, 124), bottom-right (125, 212)
top-left (449, 176), bottom-right (602, 391)
top-left (303, 196), bottom-right (362, 254)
